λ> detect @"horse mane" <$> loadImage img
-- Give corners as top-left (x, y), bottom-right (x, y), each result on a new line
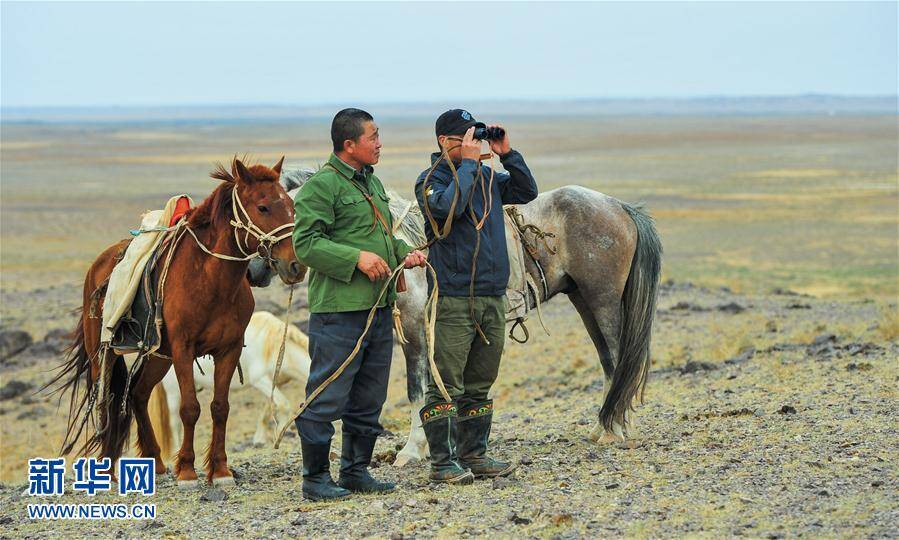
top-left (186, 157), bottom-right (280, 229)
top-left (185, 181), bottom-right (234, 229)
top-left (281, 166), bottom-right (318, 194)
top-left (388, 190), bottom-right (427, 247)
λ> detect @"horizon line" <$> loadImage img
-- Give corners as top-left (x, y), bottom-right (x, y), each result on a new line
top-left (2, 93), bottom-right (897, 112)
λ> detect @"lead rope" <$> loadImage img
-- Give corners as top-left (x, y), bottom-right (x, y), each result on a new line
top-left (420, 146), bottom-right (495, 344)
top-left (465, 158), bottom-right (495, 345)
top-left (272, 149), bottom-right (496, 447)
top-left (274, 260), bottom-right (448, 449)
top-left (268, 285), bottom-right (295, 435)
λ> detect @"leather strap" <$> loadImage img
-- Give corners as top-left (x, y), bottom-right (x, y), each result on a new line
top-left (324, 163), bottom-right (391, 235)
top-left (324, 162), bottom-right (406, 292)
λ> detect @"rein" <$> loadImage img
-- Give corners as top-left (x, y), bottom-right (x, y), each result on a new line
top-left (420, 146), bottom-right (496, 344)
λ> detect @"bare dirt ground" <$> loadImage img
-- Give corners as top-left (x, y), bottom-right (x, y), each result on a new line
top-left (1, 115), bottom-right (896, 538)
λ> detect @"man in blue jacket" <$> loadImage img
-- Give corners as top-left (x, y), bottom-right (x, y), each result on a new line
top-left (414, 109), bottom-right (538, 484)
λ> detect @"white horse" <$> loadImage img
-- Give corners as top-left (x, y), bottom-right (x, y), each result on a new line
top-left (148, 311), bottom-right (311, 458)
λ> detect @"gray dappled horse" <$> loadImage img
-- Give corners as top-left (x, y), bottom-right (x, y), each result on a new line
top-left (274, 168), bottom-right (662, 466)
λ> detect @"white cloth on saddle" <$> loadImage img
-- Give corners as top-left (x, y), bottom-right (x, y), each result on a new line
top-left (100, 195), bottom-right (193, 344)
top-left (503, 207), bottom-right (530, 322)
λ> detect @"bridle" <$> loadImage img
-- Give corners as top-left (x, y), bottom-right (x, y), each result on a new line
top-left (183, 184), bottom-right (293, 267)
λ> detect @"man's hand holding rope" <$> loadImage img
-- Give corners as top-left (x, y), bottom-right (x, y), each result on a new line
top-left (403, 250), bottom-right (427, 269)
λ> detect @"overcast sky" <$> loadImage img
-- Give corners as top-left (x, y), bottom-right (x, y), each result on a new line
top-left (2, 1), bottom-right (896, 108)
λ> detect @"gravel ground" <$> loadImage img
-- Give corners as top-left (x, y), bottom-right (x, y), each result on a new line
top-left (0, 283), bottom-right (896, 539)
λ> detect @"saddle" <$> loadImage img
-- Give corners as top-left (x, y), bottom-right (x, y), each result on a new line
top-left (110, 241), bottom-right (163, 354)
top-left (102, 195), bottom-right (193, 357)
top-left (502, 205), bottom-right (556, 342)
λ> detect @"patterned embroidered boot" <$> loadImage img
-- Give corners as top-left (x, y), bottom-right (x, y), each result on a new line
top-left (420, 402), bottom-right (474, 484)
top-left (457, 400), bottom-right (516, 478)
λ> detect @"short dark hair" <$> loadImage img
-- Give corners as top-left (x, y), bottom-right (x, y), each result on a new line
top-left (331, 108), bottom-right (373, 153)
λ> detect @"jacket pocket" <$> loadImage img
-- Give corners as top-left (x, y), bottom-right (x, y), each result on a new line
top-left (337, 193), bottom-right (368, 233)
top-left (339, 193), bottom-right (366, 205)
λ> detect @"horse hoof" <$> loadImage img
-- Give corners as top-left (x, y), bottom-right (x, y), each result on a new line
top-left (212, 475), bottom-right (235, 487)
top-left (592, 430), bottom-right (625, 445)
top-left (176, 479), bottom-right (198, 489)
top-left (615, 439), bottom-right (643, 450)
top-left (393, 453), bottom-right (419, 468)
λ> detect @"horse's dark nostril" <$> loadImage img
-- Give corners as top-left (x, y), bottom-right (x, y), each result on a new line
top-left (289, 261), bottom-right (301, 275)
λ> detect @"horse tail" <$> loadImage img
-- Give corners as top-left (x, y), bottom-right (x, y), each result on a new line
top-left (42, 311), bottom-right (94, 455)
top-left (600, 202), bottom-right (662, 432)
top-left (148, 383), bottom-right (173, 460)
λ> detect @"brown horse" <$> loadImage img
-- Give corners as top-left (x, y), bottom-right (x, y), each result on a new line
top-left (48, 157), bottom-right (305, 487)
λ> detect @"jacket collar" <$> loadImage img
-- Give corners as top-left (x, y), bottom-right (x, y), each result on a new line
top-left (329, 153), bottom-right (373, 180)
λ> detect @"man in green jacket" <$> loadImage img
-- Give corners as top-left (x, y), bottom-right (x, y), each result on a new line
top-left (292, 108), bottom-right (426, 501)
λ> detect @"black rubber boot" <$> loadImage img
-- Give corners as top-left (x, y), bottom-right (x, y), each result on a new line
top-left (301, 440), bottom-right (351, 501)
top-left (457, 400), bottom-right (516, 478)
top-left (337, 433), bottom-right (396, 493)
top-left (420, 402), bottom-right (474, 484)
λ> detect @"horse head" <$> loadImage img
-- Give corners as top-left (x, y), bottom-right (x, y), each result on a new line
top-left (215, 156), bottom-right (306, 285)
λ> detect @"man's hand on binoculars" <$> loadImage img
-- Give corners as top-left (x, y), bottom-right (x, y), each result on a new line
top-left (488, 124), bottom-right (511, 156)
top-left (460, 127), bottom-right (482, 162)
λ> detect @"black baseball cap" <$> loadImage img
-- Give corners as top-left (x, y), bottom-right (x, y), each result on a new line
top-left (435, 109), bottom-right (486, 137)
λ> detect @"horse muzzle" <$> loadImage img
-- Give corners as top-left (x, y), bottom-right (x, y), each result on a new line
top-left (271, 257), bottom-right (306, 285)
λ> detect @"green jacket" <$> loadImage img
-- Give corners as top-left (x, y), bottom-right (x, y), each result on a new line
top-left (293, 153), bottom-right (413, 313)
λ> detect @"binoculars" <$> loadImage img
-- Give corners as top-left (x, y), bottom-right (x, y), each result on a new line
top-left (473, 126), bottom-right (505, 141)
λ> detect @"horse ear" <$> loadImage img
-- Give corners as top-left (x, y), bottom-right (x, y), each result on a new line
top-left (272, 156), bottom-right (285, 175)
top-left (234, 159), bottom-right (253, 183)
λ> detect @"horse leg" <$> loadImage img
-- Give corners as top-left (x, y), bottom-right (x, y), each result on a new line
top-left (250, 376), bottom-right (292, 445)
top-left (592, 303), bottom-right (631, 441)
top-left (395, 327), bottom-right (430, 467)
top-left (207, 344), bottom-right (240, 486)
top-left (395, 397), bottom-right (428, 467)
top-left (568, 289), bottom-right (628, 443)
top-left (172, 348), bottom-right (201, 487)
top-left (130, 356), bottom-right (173, 474)
top-left (254, 404), bottom-right (272, 446)
top-left (162, 369), bottom-right (184, 452)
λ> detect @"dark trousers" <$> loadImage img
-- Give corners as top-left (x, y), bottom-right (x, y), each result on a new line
top-left (295, 307), bottom-right (393, 445)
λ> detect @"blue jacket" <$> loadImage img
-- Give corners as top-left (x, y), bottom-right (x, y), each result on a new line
top-left (414, 149), bottom-right (538, 297)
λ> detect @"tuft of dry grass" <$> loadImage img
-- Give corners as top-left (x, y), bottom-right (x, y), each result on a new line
top-left (875, 303), bottom-right (899, 341)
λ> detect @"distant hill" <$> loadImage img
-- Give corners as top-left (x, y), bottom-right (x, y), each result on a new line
top-left (2, 95), bottom-right (895, 124)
